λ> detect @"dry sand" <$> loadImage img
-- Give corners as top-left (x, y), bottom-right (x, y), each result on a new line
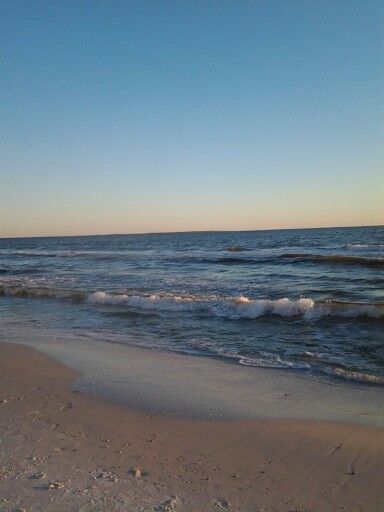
top-left (1, 341), bottom-right (383, 512)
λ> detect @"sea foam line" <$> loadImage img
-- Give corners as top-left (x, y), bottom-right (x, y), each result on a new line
top-left (88, 291), bottom-right (384, 320)
top-left (1, 285), bottom-right (383, 320)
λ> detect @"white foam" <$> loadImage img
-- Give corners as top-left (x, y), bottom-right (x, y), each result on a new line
top-left (330, 367), bottom-right (384, 385)
top-left (87, 292), bottom-right (383, 320)
top-left (347, 243), bottom-right (384, 249)
top-left (2, 285), bottom-right (382, 320)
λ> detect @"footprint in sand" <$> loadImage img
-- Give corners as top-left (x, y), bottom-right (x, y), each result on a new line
top-left (214, 498), bottom-right (231, 509)
top-left (155, 495), bottom-right (180, 511)
top-left (29, 471), bottom-right (46, 480)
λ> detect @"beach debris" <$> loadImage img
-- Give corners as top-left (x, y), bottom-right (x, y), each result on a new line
top-left (30, 471), bottom-right (46, 480)
top-left (62, 401), bottom-right (73, 410)
top-left (129, 467), bottom-right (149, 478)
top-left (12, 508), bottom-right (26, 512)
top-left (155, 495), bottom-right (180, 511)
top-left (0, 398), bottom-right (8, 405)
top-left (214, 498), bottom-right (231, 509)
top-left (93, 469), bottom-right (117, 482)
top-left (47, 481), bottom-right (65, 489)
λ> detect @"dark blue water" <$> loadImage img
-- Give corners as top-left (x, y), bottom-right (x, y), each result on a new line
top-left (0, 226), bottom-right (383, 384)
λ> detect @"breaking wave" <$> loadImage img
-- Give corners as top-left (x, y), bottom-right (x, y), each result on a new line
top-left (1, 285), bottom-right (383, 320)
top-left (1, 285), bottom-right (383, 321)
top-left (87, 291), bottom-right (384, 321)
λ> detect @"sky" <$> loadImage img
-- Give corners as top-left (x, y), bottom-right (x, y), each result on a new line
top-left (0, 0), bottom-right (383, 237)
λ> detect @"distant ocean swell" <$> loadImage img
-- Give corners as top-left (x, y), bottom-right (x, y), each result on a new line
top-left (0, 250), bottom-right (126, 259)
top-left (1, 249), bottom-right (383, 269)
top-left (280, 253), bottom-right (384, 268)
top-left (198, 254), bottom-right (384, 268)
top-left (1, 285), bottom-right (383, 321)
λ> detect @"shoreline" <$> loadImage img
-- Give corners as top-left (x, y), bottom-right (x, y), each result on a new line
top-left (6, 334), bottom-right (384, 427)
top-left (1, 341), bottom-right (384, 511)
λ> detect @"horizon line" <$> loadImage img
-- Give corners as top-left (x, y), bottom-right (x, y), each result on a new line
top-left (0, 223), bottom-right (382, 240)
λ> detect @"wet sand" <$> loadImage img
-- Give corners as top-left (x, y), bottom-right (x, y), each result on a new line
top-left (9, 335), bottom-right (384, 427)
top-left (1, 342), bottom-right (384, 512)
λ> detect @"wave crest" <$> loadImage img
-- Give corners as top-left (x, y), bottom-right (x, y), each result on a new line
top-left (282, 253), bottom-right (384, 268)
top-left (88, 291), bottom-right (384, 321)
top-left (225, 246), bottom-right (247, 252)
top-left (0, 286), bottom-right (85, 301)
top-left (1, 285), bottom-right (383, 321)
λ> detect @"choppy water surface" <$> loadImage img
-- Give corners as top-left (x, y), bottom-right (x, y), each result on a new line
top-left (0, 226), bottom-right (383, 384)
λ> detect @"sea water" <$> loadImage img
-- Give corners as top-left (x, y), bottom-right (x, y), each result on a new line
top-left (0, 225), bottom-right (383, 385)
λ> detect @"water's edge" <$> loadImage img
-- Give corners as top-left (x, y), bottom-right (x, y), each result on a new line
top-left (4, 335), bottom-right (383, 428)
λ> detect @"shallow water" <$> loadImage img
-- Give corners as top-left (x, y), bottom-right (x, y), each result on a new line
top-left (0, 226), bottom-right (383, 384)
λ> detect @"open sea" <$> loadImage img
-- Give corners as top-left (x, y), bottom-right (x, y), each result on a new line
top-left (0, 226), bottom-right (383, 385)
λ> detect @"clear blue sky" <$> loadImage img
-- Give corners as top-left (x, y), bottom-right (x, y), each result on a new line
top-left (1, 0), bottom-right (383, 237)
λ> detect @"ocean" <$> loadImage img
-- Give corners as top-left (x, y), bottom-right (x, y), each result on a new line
top-left (0, 225), bottom-right (383, 385)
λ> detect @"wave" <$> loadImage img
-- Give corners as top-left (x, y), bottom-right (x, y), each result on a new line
top-left (169, 253), bottom-right (384, 268)
top-left (88, 292), bottom-right (384, 321)
top-left (0, 267), bottom-right (45, 275)
top-left (2, 249), bottom-right (383, 269)
top-left (214, 257), bottom-right (272, 265)
top-left (0, 286), bottom-right (86, 301)
top-left (281, 253), bottom-right (384, 269)
top-left (225, 246), bottom-right (248, 252)
top-left (1, 285), bottom-right (383, 385)
top-left (1, 285), bottom-right (383, 321)
top-left (346, 243), bottom-right (384, 249)
top-left (0, 249), bottom-right (127, 259)
top-left (0, 250), bottom-right (64, 258)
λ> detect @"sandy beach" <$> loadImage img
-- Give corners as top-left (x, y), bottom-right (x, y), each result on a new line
top-left (2, 0), bottom-right (383, 509)
top-left (1, 341), bottom-right (383, 512)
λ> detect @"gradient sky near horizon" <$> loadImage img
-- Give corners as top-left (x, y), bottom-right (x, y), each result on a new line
top-left (1, 0), bottom-right (383, 237)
